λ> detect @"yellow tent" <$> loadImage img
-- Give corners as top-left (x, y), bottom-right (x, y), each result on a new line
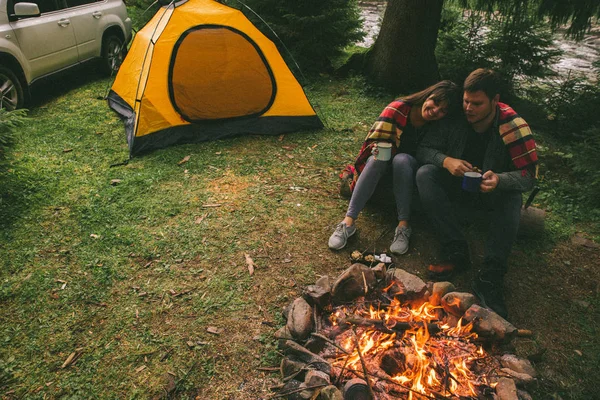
top-left (108, 0), bottom-right (323, 156)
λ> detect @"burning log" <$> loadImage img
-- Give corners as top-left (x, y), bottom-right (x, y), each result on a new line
top-left (338, 315), bottom-right (442, 335)
top-left (379, 349), bottom-right (406, 376)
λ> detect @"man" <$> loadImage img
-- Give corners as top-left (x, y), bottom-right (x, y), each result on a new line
top-left (416, 68), bottom-right (538, 318)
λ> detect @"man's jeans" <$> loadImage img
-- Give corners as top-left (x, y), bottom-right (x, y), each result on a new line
top-left (416, 164), bottom-right (522, 277)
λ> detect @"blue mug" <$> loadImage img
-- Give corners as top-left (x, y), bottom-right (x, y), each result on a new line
top-left (462, 172), bottom-right (482, 192)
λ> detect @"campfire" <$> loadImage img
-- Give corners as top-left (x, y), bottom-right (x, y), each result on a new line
top-left (272, 262), bottom-right (538, 400)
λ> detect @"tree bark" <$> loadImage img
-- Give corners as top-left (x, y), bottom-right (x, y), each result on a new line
top-left (365, 0), bottom-right (444, 93)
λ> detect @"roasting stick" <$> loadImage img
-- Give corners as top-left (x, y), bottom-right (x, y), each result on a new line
top-left (351, 328), bottom-right (376, 399)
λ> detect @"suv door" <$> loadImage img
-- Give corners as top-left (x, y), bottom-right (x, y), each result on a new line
top-left (8, 0), bottom-right (78, 80)
top-left (63, 0), bottom-right (102, 61)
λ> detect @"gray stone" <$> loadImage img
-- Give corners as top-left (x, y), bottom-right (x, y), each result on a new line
top-left (372, 262), bottom-right (387, 279)
top-left (304, 284), bottom-right (331, 308)
top-left (331, 263), bottom-right (376, 303)
top-left (275, 326), bottom-right (293, 349)
top-left (282, 340), bottom-right (331, 375)
top-left (281, 358), bottom-right (306, 380)
top-left (496, 377), bottom-right (518, 400)
top-left (315, 275), bottom-right (331, 291)
top-left (319, 385), bottom-right (343, 400)
top-left (441, 292), bottom-right (478, 317)
top-left (430, 282), bottom-right (456, 306)
top-left (282, 379), bottom-right (303, 400)
top-left (386, 268), bottom-right (427, 299)
top-left (500, 368), bottom-right (535, 386)
top-left (287, 297), bottom-right (314, 340)
top-left (298, 382), bottom-right (315, 399)
top-left (463, 304), bottom-right (517, 341)
top-left (517, 389), bottom-right (533, 400)
top-left (500, 354), bottom-right (537, 378)
top-left (304, 370), bottom-right (330, 387)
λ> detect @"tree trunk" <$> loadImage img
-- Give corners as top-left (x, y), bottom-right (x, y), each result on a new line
top-left (365, 0), bottom-right (444, 93)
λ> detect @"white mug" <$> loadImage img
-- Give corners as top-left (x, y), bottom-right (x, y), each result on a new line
top-left (373, 142), bottom-right (392, 161)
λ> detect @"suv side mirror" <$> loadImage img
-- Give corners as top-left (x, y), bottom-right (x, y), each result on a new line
top-left (13, 3), bottom-right (41, 18)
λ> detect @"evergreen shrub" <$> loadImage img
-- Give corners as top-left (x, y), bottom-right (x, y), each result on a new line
top-left (226, 0), bottom-right (364, 74)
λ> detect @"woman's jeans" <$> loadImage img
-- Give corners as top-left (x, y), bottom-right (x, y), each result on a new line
top-left (346, 153), bottom-right (418, 221)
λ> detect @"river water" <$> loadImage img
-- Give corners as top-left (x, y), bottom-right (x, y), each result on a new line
top-left (357, 1), bottom-right (600, 81)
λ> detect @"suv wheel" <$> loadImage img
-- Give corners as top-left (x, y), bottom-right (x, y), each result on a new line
top-left (101, 35), bottom-right (125, 75)
top-left (0, 66), bottom-right (24, 110)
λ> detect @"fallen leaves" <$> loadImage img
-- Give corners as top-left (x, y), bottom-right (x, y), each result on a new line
top-left (178, 155), bottom-right (191, 165)
top-left (244, 253), bottom-right (257, 275)
top-left (206, 326), bottom-right (221, 335)
top-left (110, 179), bottom-right (122, 186)
top-left (61, 348), bottom-right (84, 369)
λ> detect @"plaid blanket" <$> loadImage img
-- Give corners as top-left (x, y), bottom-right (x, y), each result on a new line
top-left (341, 101), bottom-right (412, 192)
top-left (497, 103), bottom-right (538, 172)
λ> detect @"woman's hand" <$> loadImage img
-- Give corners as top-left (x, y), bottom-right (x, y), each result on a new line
top-left (371, 142), bottom-right (379, 156)
top-left (442, 157), bottom-right (473, 177)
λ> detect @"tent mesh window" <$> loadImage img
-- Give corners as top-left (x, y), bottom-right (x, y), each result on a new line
top-left (169, 25), bottom-right (276, 122)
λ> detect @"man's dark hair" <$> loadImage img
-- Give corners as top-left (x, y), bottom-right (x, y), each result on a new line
top-left (463, 68), bottom-right (502, 100)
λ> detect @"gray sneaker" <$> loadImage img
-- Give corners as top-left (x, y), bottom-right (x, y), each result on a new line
top-left (328, 222), bottom-right (356, 250)
top-left (390, 226), bottom-right (412, 255)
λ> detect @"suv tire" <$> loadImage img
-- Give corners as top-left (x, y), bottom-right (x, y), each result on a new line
top-left (101, 34), bottom-right (125, 75)
top-left (0, 66), bottom-right (24, 110)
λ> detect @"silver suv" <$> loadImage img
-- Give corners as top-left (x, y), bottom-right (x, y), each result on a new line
top-left (0, 0), bottom-right (132, 109)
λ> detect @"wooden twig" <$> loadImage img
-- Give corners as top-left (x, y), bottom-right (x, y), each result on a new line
top-left (351, 328), bottom-right (375, 400)
top-left (270, 383), bottom-right (328, 399)
top-left (310, 332), bottom-right (350, 355)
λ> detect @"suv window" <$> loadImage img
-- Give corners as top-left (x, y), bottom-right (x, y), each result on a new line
top-left (66, 0), bottom-right (103, 7)
top-left (8, 0), bottom-right (61, 14)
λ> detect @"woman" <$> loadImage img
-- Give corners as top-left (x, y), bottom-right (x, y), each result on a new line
top-left (329, 80), bottom-right (461, 254)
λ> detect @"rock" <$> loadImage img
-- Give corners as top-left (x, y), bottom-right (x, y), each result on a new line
top-left (517, 389), bottom-right (533, 400)
top-left (319, 385), bottom-right (343, 400)
top-left (315, 275), bottom-right (331, 291)
top-left (281, 358), bottom-right (306, 380)
top-left (304, 284), bottom-right (331, 308)
top-left (304, 370), bottom-right (330, 387)
top-left (282, 340), bottom-right (331, 375)
top-left (463, 304), bottom-right (517, 341)
top-left (500, 368), bottom-right (535, 386)
top-left (331, 263), bottom-right (376, 303)
top-left (275, 326), bottom-right (293, 349)
top-left (386, 268), bottom-right (427, 299)
top-left (500, 354), bottom-right (537, 378)
top-left (372, 262), bottom-right (387, 279)
top-left (287, 297), bottom-right (314, 340)
top-left (495, 377), bottom-right (518, 400)
top-left (282, 379), bottom-right (304, 400)
top-left (441, 292), bottom-right (478, 317)
top-left (430, 282), bottom-right (456, 306)
top-left (298, 382), bottom-right (315, 399)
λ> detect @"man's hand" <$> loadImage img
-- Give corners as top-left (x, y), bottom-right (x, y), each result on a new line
top-left (443, 157), bottom-right (473, 177)
top-left (480, 170), bottom-right (499, 192)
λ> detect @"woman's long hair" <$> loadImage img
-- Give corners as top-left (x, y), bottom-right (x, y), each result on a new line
top-left (400, 80), bottom-right (462, 116)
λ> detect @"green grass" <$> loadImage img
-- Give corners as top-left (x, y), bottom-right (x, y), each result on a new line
top-left (0, 70), bottom-right (598, 399)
